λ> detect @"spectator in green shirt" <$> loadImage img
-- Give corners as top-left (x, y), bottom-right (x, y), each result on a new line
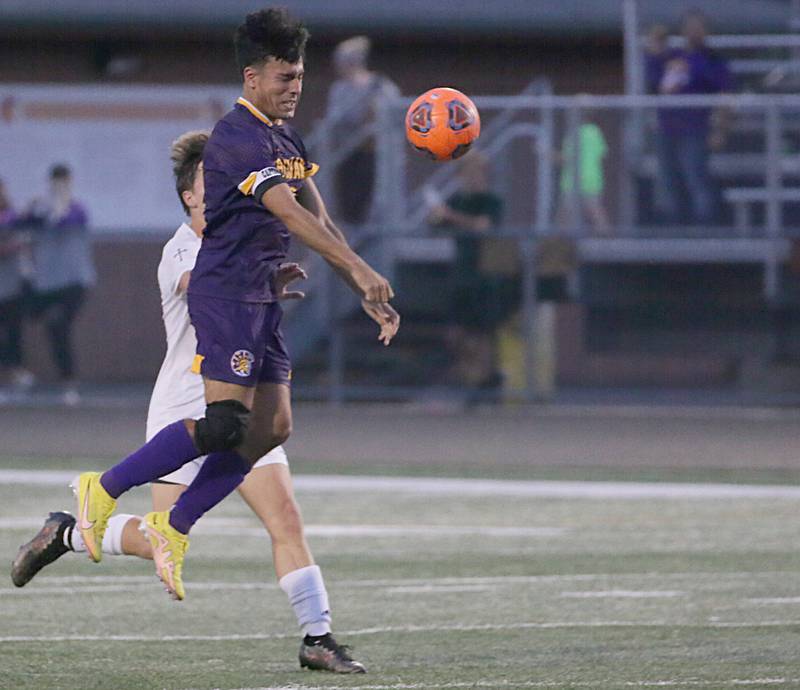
top-left (557, 118), bottom-right (611, 235)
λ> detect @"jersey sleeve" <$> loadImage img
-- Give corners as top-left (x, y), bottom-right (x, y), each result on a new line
top-left (159, 238), bottom-right (199, 298)
top-left (237, 165), bottom-right (287, 200)
top-left (208, 121), bottom-right (289, 201)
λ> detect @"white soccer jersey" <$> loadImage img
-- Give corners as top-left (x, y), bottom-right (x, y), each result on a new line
top-left (146, 223), bottom-right (287, 485)
top-left (146, 223), bottom-right (204, 440)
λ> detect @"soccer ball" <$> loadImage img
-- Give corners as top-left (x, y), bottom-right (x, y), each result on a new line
top-left (405, 87), bottom-right (481, 161)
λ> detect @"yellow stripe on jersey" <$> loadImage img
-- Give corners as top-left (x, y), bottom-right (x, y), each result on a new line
top-left (238, 166), bottom-right (283, 196)
top-left (190, 354), bottom-right (204, 375)
top-left (236, 97), bottom-right (273, 126)
top-left (304, 162), bottom-right (320, 178)
top-left (237, 171), bottom-right (258, 195)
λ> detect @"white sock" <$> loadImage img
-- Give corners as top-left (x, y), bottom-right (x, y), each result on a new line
top-left (102, 514), bottom-right (136, 555)
top-left (279, 564), bottom-right (332, 637)
top-left (65, 523), bottom-right (85, 552)
top-left (65, 514), bottom-right (135, 555)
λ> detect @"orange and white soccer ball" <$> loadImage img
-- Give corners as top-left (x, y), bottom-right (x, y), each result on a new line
top-left (405, 87), bottom-right (481, 161)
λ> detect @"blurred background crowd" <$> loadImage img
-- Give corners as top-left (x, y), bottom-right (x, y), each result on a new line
top-left (1, 0), bottom-right (799, 406)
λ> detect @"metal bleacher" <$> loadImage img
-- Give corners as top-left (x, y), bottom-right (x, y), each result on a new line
top-left (282, 0), bottom-right (800, 401)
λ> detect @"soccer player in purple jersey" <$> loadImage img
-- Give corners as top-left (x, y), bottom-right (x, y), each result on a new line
top-left (68, 6), bottom-right (398, 660)
top-left (13, 129), bottom-right (366, 672)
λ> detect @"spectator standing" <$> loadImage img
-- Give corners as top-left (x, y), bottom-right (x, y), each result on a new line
top-left (428, 152), bottom-right (517, 396)
top-left (325, 36), bottom-right (399, 224)
top-left (557, 111), bottom-right (611, 235)
top-left (23, 164), bottom-right (95, 404)
top-left (645, 11), bottom-right (732, 224)
top-left (0, 179), bottom-right (34, 390)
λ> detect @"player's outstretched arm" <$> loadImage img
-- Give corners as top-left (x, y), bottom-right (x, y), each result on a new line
top-left (274, 181), bottom-right (399, 344)
top-left (295, 179), bottom-right (349, 245)
top-left (261, 183), bottom-right (393, 303)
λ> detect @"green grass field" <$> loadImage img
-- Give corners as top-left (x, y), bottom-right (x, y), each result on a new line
top-left (3, 464), bottom-right (800, 690)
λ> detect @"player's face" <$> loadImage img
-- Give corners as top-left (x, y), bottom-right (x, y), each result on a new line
top-left (250, 58), bottom-right (304, 121)
top-left (183, 162), bottom-right (205, 216)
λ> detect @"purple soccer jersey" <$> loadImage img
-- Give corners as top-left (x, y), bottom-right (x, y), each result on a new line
top-left (189, 97), bottom-right (319, 304)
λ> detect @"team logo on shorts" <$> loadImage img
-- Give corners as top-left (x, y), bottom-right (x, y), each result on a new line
top-left (230, 350), bottom-right (255, 377)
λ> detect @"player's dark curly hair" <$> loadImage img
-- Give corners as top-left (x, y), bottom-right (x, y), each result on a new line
top-left (234, 7), bottom-right (309, 74)
top-left (170, 130), bottom-right (209, 215)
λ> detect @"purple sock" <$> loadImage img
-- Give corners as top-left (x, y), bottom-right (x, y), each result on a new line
top-left (100, 421), bottom-right (199, 499)
top-left (168, 450), bottom-right (251, 535)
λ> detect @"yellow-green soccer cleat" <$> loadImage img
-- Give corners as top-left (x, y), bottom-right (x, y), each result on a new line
top-left (70, 472), bottom-right (117, 563)
top-left (140, 511), bottom-right (190, 601)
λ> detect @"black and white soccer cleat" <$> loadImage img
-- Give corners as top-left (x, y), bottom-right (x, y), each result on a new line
top-left (299, 633), bottom-right (366, 673)
top-left (11, 511), bottom-right (75, 587)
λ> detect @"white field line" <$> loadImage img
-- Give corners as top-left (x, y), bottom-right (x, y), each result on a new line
top-left (18, 571), bottom-right (798, 588)
top-left (383, 584), bottom-right (499, 594)
top-left (224, 680), bottom-right (800, 690)
top-left (560, 590), bottom-right (684, 599)
top-left (0, 573), bottom-right (279, 597)
top-left (15, 575), bottom-right (155, 584)
top-left (3, 469), bottom-right (800, 500)
top-left (4, 621), bottom-right (800, 643)
top-left (747, 597), bottom-right (800, 604)
top-left (341, 571), bottom-right (797, 588)
top-left (8, 570), bottom-right (797, 596)
top-left (5, 582), bottom-right (503, 598)
top-left (0, 516), bottom-right (564, 538)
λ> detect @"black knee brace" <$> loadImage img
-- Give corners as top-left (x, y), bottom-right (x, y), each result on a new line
top-left (194, 400), bottom-right (250, 454)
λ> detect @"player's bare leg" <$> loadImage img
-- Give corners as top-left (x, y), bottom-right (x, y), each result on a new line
top-left (114, 482), bottom-right (187, 559)
top-left (113, 460), bottom-right (363, 672)
top-left (236, 381), bottom-right (292, 464)
top-left (143, 379), bottom-right (286, 599)
top-left (203, 378), bottom-right (257, 413)
top-left (238, 463), bottom-right (311, 577)
top-left (137, 379), bottom-right (252, 598)
top-left (11, 510), bottom-right (147, 585)
top-left (238, 462), bottom-right (365, 673)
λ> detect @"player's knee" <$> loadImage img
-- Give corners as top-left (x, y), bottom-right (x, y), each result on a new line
top-left (194, 399), bottom-right (251, 454)
top-left (270, 418), bottom-right (292, 447)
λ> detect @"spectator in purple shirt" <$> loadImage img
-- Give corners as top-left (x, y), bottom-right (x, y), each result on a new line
top-left (23, 164), bottom-right (95, 404)
top-left (645, 10), bottom-right (732, 224)
top-left (0, 179), bottom-right (35, 390)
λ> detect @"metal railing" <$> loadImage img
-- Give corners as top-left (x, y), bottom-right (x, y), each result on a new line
top-left (368, 92), bottom-right (800, 237)
top-left (299, 89), bottom-right (800, 402)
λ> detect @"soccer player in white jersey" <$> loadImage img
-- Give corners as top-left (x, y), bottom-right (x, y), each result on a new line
top-left (12, 130), bottom-right (366, 673)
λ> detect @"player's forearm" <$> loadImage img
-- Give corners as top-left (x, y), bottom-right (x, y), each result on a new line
top-left (324, 218), bottom-right (350, 246)
top-left (296, 180), bottom-right (350, 246)
top-left (280, 205), bottom-right (362, 274)
top-left (324, 259), bottom-right (364, 294)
